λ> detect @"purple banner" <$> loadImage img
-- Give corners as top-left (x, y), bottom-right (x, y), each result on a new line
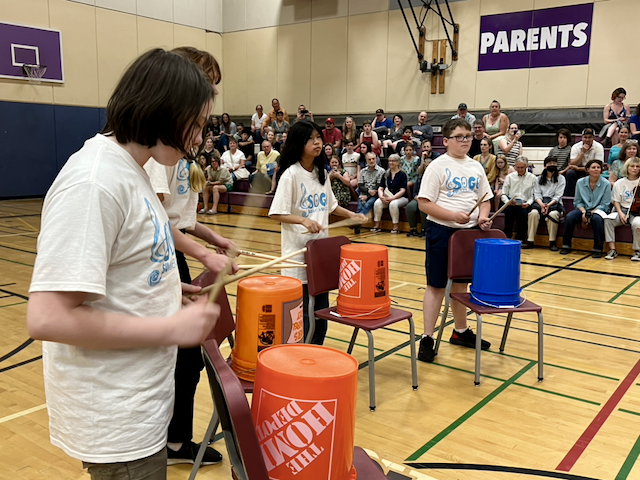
top-left (478, 3), bottom-right (593, 71)
top-left (0, 22), bottom-right (64, 82)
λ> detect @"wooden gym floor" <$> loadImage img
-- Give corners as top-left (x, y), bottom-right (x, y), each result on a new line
top-left (2, 198), bottom-right (640, 480)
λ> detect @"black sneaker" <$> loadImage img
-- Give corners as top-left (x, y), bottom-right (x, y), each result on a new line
top-left (167, 441), bottom-right (223, 466)
top-left (353, 226), bottom-right (361, 235)
top-left (559, 247), bottom-right (571, 255)
top-left (417, 336), bottom-right (435, 363)
top-left (418, 230), bottom-right (426, 239)
top-left (450, 328), bottom-right (490, 350)
top-left (406, 228), bottom-right (418, 237)
top-left (592, 251), bottom-right (602, 259)
top-left (549, 242), bottom-right (558, 251)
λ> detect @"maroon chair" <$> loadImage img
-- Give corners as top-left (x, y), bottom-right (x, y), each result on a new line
top-left (202, 338), bottom-right (390, 479)
top-left (304, 236), bottom-right (418, 412)
top-left (433, 229), bottom-right (544, 385)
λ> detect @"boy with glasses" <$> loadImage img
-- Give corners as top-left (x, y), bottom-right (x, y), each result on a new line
top-left (416, 118), bottom-right (493, 362)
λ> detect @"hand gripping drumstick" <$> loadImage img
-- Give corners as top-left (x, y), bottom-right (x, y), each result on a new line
top-left (236, 249), bottom-right (305, 265)
top-left (487, 199), bottom-right (515, 223)
top-left (468, 193), bottom-right (488, 215)
top-left (301, 213), bottom-right (369, 234)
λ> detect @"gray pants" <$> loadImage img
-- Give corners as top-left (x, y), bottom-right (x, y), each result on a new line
top-left (83, 449), bottom-right (167, 480)
top-left (528, 209), bottom-right (560, 242)
top-left (605, 213), bottom-right (640, 251)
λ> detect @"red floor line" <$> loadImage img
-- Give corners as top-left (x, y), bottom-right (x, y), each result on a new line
top-left (556, 358), bottom-right (640, 472)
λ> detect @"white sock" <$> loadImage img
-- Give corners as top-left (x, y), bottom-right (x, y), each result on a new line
top-left (422, 334), bottom-right (431, 339)
top-left (454, 327), bottom-right (468, 333)
top-left (167, 442), bottom-right (182, 451)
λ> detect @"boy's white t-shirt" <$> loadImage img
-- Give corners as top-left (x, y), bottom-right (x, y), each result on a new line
top-left (417, 153), bottom-right (493, 229)
top-left (144, 158), bottom-right (198, 230)
top-left (30, 134), bottom-right (181, 464)
top-left (342, 152), bottom-right (359, 177)
top-left (612, 177), bottom-right (640, 208)
top-left (268, 163), bottom-right (338, 283)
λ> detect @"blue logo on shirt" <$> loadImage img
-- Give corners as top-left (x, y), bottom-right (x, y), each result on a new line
top-left (145, 198), bottom-right (177, 287)
top-left (176, 159), bottom-right (190, 195)
top-left (445, 168), bottom-right (481, 197)
top-left (299, 183), bottom-right (327, 218)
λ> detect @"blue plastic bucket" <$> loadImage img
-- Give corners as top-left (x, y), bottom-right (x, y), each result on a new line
top-left (470, 239), bottom-right (522, 307)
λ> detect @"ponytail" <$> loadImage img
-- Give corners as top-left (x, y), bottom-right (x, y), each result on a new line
top-left (189, 160), bottom-right (206, 192)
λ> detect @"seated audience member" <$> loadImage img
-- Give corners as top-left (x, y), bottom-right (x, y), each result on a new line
top-left (474, 138), bottom-right (497, 185)
top-left (493, 154), bottom-right (515, 210)
top-left (342, 116), bottom-right (360, 151)
top-left (354, 152), bottom-right (385, 234)
top-left (270, 111), bottom-right (290, 147)
top-left (630, 103), bottom-right (640, 141)
top-left (219, 112), bottom-right (236, 150)
top-left (549, 128), bottom-right (572, 172)
top-left (252, 140), bottom-right (280, 194)
top-left (323, 144), bottom-right (336, 171)
top-left (419, 139), bottom-right (440, 167)
top-left (451, 102), bottom-right (476, 125)
top-left (468, 120), bottom-right (488, 157)
top-left (608, 125), bottom-right (631, 166)
top-left (605, 157), bottom-right (640, 261)
top-left (372, 108), bottom-right (394, 136)
top-left (412, 111), bottom-right (433, 144)
top-left (322, 118), bottom-right (343, 151)
top-left (600, 87), bottom-right (629, 147)
top-left (295, 104), bottom-right (313, 123)
top-left (529, 157), bottom-right (566, 251)
top-left (483, 100), bottom-right (509, 153)
top-left (371, 154), bottom-right (408, 234)
top-left (395, 126), bottom-right (418, 156)
top-left (197, 152), bottom-right (209, 171)
top-left (237, 129), bottom-right (255, 168)
top-left (233, 122), bottom-right (245, 142)
top-left (498, 123), bottom-right (523, 167)
top-left (342, 140), bottom-right (360, 188)
top-left (202, 136), bottom-right (218, 158)
top-left (329, 155), bottom-right (352, 208)
top-left (261, 98), bottom-right (289, 134)
top-left (560, 159), bottom-right (611, 257)
top-left (221, 137), bottom-right (249, 182)
top-left (359, 121), bottom-right (382, 156)
top-left (400, 143), bottom-right (421, 198)
top-left (562, 128), bottom-right (604, 197)
top-left (610, 140), bottom-right (638, 186)
top-left (358, 141), bottom-right (374, 170)
top-left (264, 129), bottom-right (278, 151)
top-left (382, 114), bottom-right (404, 154)
top-left (251, 104), bottom-right (267, 143)
top-left (501, 156), bottom-right (537, 246)
top-left (406, 169), bottom-right (427, 238)
top-left (201, 156), bottom-right (232, 215)
top-left (206, 116), bottom-right (222, 149)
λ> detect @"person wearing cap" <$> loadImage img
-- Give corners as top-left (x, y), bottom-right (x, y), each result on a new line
top-left (322, 118), bottom-right (343, 150)
top-left (412, 111), bottom-right (433, 144)
top-left (372, 109), bottom-right (394, 135)
top-left (562, 128), bottom-right (604, 197)
top-left (451, 103), bottom-right (476, 125)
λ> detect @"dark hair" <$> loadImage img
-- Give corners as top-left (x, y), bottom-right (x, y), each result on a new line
top-left (362, 120), bottom-right (372, 126)
top-left (277, 121), bottom-right (327, 185)
top-left (539, 156), bottom-right (559, 185)
top-left (276, 110), bottom-right (284, 116)
top-left (557, 128), bottom-right (572, 144)
top-left (403, 126), bottom-right (413, 134)
top-left (359, 141), bottom-right (372, 167)
top-left (619, 140), bottom-right (639, 161)
top-left (171, 46), bottom-right (221, 86)
top-left (585, 159), bottom-right (603, 172)
top-left (394, 114), bottom-right (403, 122)
top-left (102, 49), bottom-right (214, 154)
top-left (636, 103), bottom-right (640, 117)
top-left (221, 113), bottom-right (231, 130)
top-left (473, 119), bottom-right (485, 127)
top-left (443, 118), bottom-right (472, 138)
top-left (346, 139), bottom-right (354, 145)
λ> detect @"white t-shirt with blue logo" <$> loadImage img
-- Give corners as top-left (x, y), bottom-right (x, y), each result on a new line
top-left (269, 162), bottom-right (338, 283)
top-left (417, 152), bottom-right (493, 229)
top-left (30, 134), bottom-right (181, 464)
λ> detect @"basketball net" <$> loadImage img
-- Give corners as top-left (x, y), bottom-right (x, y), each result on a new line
top-left (22, 64), bottom-right (47, 85)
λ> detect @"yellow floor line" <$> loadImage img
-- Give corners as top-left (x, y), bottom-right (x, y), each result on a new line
top-left (0, 404), bottom-right (46, 424)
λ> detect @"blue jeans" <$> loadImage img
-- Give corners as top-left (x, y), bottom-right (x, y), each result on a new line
top-left (562, 209), bottom-right (605, 251)
top-left (357, 196), bottom-right (377, 215)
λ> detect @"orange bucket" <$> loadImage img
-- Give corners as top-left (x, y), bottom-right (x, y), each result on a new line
top-left (337, 244), bottom-right (391, 319)
top-left (231, 276), bottom-right (303, 382)
top-left (252, 344), bottom-right (358, 480)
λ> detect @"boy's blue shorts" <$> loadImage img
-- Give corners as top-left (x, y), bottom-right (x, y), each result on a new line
top-left (425, 220), bottom-right (469, 289)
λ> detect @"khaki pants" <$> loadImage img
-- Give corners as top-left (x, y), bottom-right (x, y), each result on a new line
top-left (83, 449), bottom-right (167, 480)
top-left (528, 209), bottom-right (560, 242)
top-left (605, 214), bottom-right (640, 251)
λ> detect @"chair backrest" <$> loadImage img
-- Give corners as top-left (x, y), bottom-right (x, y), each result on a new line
top-left (448, 229), bottom-right (507, 280)
top-left (192, 270), bottom-right (236, 345)
top-left (304, 235), bottom-right (351, 296)
top-left (202, 339), bottom-right (270, 480)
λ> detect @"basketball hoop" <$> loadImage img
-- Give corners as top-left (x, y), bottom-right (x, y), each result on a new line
top-left (22, 64), bottom-right (47, 85)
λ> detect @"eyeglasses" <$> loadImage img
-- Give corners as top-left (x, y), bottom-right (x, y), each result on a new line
top-left (628, 140), bottom-right (639, 144)
top-left (447, 135), bottom-right (473, 142)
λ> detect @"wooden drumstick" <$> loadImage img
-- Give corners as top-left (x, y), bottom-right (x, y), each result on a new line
top-left (301, 213), bottom-right (369, 234)
top-left (468, 193), bottom-right (488, 215)
top-left (236, 263), bottom-right (307, 269)
top-left (488, 199), bottom-right (515, 222)
top-left (236, 249), bottom-right (305, 265)
top-left (205, 257), bottom-right (234, 305)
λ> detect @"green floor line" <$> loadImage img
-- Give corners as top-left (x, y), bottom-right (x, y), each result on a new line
top-left (512, 382), bottom-right (600, 406)
top-left (0, 301), bottom-right (27, 309)
top-left (609, 278), bottom-right (640, 304)
top-left (405, 361), bottom-right (536, 462)
top-left (0, 256), bottom-right (33, 267)
top-left (619, 408), bottom-right (640, 417)
top-left (615, 430), bottom-right (640, 480)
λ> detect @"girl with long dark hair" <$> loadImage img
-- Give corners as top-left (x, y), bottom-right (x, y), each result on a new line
top-left (269, 121), bottom-right (365, 345)
top-left (530, 157), bottom-right (566, 250)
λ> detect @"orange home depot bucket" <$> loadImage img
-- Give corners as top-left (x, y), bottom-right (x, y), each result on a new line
top-left (252, 344), bottom-right (359, 480)
top-left (337, 244), bottom-right (391, 319)
top-left (231, 276), bottom-right (303, 382)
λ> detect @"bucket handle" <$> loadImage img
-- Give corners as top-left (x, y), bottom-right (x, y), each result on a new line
top-left (469, 291), bottom-right (527, 309)
top-left (329, 304), bottom-right (386, 318)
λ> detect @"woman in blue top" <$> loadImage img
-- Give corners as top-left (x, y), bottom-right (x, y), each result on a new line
top-left (371, 154), bottom-right (409, 234)
top-left (560, 159), bottom-right (611, 257)
top-left (600, 87), bottom-right (629, 147)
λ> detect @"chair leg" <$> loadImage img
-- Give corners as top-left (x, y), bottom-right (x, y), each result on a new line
top-left (347, 328), bottom-right (359, 354)
top-left (305, 294), bottom-right (316, 344)
top-left (434, 280), bottom-right (452, 355)
top-left (188, 411), bottom-right (220, 480)
top-left (408, 317), bottom-right (418, 390)
top-left (474, 313), bottom-right (482, 386)
top-left (365, 330), bottom-right (376, 411)
top-left (499, 312), bottom-right (513, 352)
top-left (538, 311), bottom-right (544, 382)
